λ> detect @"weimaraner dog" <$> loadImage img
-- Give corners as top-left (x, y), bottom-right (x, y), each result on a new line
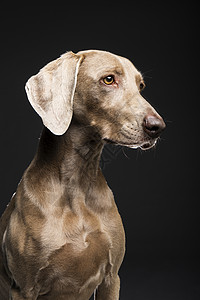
top-left (0, 50), bottom-right (165, 299)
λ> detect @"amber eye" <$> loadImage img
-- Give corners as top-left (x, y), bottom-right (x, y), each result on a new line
top-left (103, 75), bottom-right (114, 85)
top-left (139, 82), bottom-right (145, 91)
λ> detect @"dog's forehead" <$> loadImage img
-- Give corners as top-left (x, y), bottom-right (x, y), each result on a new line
top-left (77, 50), bottom-right (140, 79)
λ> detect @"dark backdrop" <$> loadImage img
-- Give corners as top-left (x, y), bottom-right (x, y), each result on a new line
top-left (0, 2), bottom-right (199, 299)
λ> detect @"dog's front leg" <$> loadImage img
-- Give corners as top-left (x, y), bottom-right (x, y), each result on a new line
top-left (96, 274), bottom-right (120, 300)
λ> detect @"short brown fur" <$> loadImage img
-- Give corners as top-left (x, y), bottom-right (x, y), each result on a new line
top-left (0, 50), bottom-right (165, 299)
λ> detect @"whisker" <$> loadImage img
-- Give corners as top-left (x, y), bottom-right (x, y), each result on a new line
top-left (141, 69), bottom-right (154, 74)
top-left (143, 75), bottom-right (153, 79)
top-left (164, 119), bottom-right (173, 124)
top-left (122, 147), bottom-right (130, 159)
top-left (141, 69), bottom-right (154, 78)
top-left (136, 147), bottom-right (143, 159)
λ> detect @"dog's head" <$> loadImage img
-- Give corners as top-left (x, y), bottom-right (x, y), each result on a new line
top-left (26, 50), bottom-right (165, 150)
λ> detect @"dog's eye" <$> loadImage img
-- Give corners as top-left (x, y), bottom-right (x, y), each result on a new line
top-left (103, 75), bottom-right (114, 85)
top-left (139, 82), bottom-right (145, 91)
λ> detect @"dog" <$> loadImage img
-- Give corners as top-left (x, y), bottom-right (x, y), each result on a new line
top-left (0, 50), bottom-right (165, 299)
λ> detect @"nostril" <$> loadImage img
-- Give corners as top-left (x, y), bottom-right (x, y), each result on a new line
top-left (143, 115), bottom-right (166, 138)
top-left (148, 125), bottom-right (160, 132)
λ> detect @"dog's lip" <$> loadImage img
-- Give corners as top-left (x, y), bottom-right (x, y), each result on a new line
top-left (103, 138), bottom-right (157, 150)
top-left (139, 140), bottom-right (157, 150)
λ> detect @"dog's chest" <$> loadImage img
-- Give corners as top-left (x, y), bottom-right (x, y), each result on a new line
top-left (40, 206), bottom-right (113, 292)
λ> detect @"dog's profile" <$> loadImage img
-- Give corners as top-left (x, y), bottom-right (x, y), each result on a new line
top-left (0, 50), bottom-right (165, 300)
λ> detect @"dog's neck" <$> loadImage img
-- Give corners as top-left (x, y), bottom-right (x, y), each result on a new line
top-left (32, 118), bottom-right (112, 211)
top-left (38, 118), bottom-right (102, 169)
top-left (63, 119), bottom-right (104, 187)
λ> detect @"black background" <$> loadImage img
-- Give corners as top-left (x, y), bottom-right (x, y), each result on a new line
top-left (0, 2), bottom-right (199, 299)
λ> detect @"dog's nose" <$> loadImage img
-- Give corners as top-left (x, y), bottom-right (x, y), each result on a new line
top-left (143, 114), bottom-right (166, 138)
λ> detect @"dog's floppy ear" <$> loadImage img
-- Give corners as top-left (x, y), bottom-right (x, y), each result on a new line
top-left (25, 51), bottom-right (82, 135)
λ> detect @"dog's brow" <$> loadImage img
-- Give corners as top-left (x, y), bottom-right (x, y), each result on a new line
top-left (101, 67), bottom-right (124, 76)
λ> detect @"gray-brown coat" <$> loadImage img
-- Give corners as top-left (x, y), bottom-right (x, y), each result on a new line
top-left (0, 50), bottom-right (165, 300)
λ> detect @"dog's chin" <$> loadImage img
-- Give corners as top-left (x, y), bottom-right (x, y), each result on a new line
top-left (103, 138), bottom-right (157, 150)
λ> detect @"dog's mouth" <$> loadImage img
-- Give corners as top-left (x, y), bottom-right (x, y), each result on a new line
top-left (134, 140), bottom-right (157, 150)
top-left (103, 138), bottom-right (157, 150)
